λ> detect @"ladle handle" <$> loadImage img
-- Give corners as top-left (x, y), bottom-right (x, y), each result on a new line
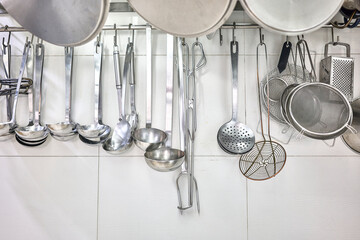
top-left (26, 43), bottom-right (34, 124)
top-left (113, 44), bottom-right (122, 120)
top-left (64, 46), bottom-right (74, 123)
top-left (165, 34), bottom-right (174, 147)
top-left (177, 38), bottom-right (185, 151)
top-left (230, 41), bottom-right (239, 122)
top-left (130, 51), bottom-right (136, 114)
top-left (123, 42), bottom-right (133, 118)
top-left (145, 26), bottom-right (152, 128)
top-left (11, 41), bottom-right (30, 125)
top-left (94, 40), bottom-right (103, 124)
top-left (33, 43), bottom-right (44, 126)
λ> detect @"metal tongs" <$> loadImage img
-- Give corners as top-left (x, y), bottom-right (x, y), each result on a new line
top-left (176, 38), bottom-right (206, 214)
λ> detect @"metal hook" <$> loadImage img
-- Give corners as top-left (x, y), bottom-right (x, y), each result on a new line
top-left (232, 22), bottom-right (236, 42)
top-left (2, 26), bottom-right (11, 50)
top-left (219, 28), bottom-right (223, 46)
top-left (259, 28), bottom-right (264, 45)
top-left (286, 36), bottom-right (290, 47)
top-left (128, 23), bottom-right (134, 43)
top-left (330, 27), bottom-right (340, 45)
top-left (114, 23), bottom-right (118, 46)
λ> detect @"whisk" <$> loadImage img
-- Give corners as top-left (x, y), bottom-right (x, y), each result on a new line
top-left (239, 30), bottom-right (287, 181)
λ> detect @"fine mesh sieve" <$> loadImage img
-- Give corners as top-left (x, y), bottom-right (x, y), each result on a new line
top-left (287, 82), bottom-right (353, 140)
top-left (261, 64), bottom-right (312, 124)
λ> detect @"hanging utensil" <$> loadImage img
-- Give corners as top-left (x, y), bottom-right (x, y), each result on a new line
top-left (133, 26), bottom-right (167, 152)
top-left (0, 39), bottom-right (29, 138)
top-left (144, 35), bottom-right (185, 172)
top-left (217, 31), bottom-right (255, 155)
top-left (239, 31), bottom-right (286, 181)
top-left (128, 0), bottom-right (237, 37)
top-left (103, 28), bottom-right (133, 153)
top-left (0, 0), bottom-right (110, 46)
top-left (286, 82), bottom-right (354, 140)
top-left (176, 39), bottom-right (203, 214)
top-left (47, 47), bottom-right (78, 141)
top-left (319, 38), bottom-right (355, 102)
top-left (15, 41), bottom-right (48, 144)
top-left (77, 35), bottom-right (111, 144)
top-left (239, 0), bottom-right (343, 35)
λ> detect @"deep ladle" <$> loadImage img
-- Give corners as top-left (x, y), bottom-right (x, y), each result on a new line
top-left (15, 42), bottom-right (48, 143)
top-left (144, 35), bottom-right (185, 172)
top-left (133, 26), bottom-right (167, 152)
top-left (47, 47), bottom-right (78, 141)
top-left (77, 36), bottom-right (111, 144)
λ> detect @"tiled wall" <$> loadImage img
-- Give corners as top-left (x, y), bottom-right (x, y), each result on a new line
top-left (0, 4), bottom-right (360, 240)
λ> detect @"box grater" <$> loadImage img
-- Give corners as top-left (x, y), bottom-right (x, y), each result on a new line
top-left (319, 42), bottom-right (355, 102)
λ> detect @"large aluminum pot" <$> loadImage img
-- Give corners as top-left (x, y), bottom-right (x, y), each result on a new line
top-left (0, 0), bottom-right (109, 46)
top-left (128, 0), bottom-right (237, 37)
top-left (240, 0), bottom-right (344, 35)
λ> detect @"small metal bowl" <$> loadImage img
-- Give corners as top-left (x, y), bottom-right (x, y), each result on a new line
top-left (133, 128), bottom-right (167, 151)
top-left (144, 147), bottom-right (185, 172)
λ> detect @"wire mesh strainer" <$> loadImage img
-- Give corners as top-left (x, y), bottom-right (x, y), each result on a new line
top-left (287, 82), bottom-right (354, 140)
top-left (239, 32), bottom-right (286, 181)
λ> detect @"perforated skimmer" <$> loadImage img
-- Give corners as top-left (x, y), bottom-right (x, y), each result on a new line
top-left (217, 38), bottom-right (255, 154)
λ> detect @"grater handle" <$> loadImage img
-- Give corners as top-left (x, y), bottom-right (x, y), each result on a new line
top-left (324, 42), bottom-right (351, 58)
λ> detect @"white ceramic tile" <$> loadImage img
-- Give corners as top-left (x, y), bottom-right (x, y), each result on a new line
top-left (0, 157), bottom-right (98, 240)
top-left (247, 156), bottom-right (360, 240)
top-left (98, 156), bottom-right (247, 240)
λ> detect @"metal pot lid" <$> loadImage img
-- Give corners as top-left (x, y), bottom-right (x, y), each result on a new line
top-left (0, 0), bottom-right (110, 46)
top-left (128, 0), bottom-right (237, 37)
top-left (239, 0), bottom-right (344, 35)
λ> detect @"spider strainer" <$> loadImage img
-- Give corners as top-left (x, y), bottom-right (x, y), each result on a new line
top-left (287, 82), bottom-right (353, 140)
top-left (217, 39), bottom-right (255, 154)
top-left (239, 33), bottom-right (286, 181)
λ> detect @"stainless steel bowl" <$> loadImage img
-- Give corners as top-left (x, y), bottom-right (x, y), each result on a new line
top-left (133, 128), bottom-right (167, 151)
top-left (144, 147), bottom-right (185, 172)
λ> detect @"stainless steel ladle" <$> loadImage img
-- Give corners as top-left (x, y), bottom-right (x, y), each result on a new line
top-left (0, 39), bottom-right (30, 137)
top-left (15, 42), bottom-right (48, 143)
top-left (133, 26), bottom-right (167, 152)
top-left (144, 35), bottom-right (185, 172)
top-left (47, 47), bottom-right (78, 141)
top-left (78, 35), bottom-right (111, 144)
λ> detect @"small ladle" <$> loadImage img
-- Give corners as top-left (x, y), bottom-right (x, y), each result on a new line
top-left (77, 36), bottom-right (111, 144)
top-left (144, 35), bottom-right (185, 172)
top-left (133, 26), bottom-right (167, 152)
top-left (103, 28), bottom-right (132, 153)
top-left (47, 47), bottom-right (78, 141)
top-left (15, 42), bottom-right (48, 143)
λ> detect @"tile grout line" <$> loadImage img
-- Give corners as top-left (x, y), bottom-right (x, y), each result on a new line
top-left (96, 145), bottom-right (100, 240)
top-left (246, 178), bottom-right (249, 240)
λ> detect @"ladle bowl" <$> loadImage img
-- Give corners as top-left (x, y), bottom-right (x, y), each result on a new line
top-left (144, 147), bottom-right (185, 172)
top-left (102, 135), bottom-right (133, 153)
top-left (78, 123), bottom-right (111, 144)
top-left (77, 123), bottom-right (110, 138)
top-left (15, 134), bottom-right (47, 147)
top-left (47, 122), bottom-right (77, 141)
top-left (15, 125), bottom-right (48, 140)
top-left (133, 128), bottom-right (167, 151)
